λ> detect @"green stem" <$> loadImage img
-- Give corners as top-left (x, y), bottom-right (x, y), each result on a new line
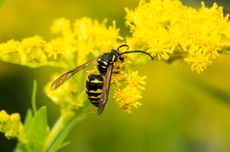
top-left (31, 79), bottom-right (37, 115)
top-left (43, 56), bottom-right (94, 151)
top-left (43, 111), bottom-right (75, 152)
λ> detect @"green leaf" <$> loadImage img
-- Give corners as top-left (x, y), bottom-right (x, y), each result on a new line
top-left (14, 108), bottom-right (49, 152)
top-left (23, 109), bottom-right (33, 130)
top-left (14, 110), bottom-right (33, 152)
top-left (47, 112), bottom-right (93, 152)
top-left (27, 106), bottom-right (49, 152)
top-left (55, 141), bottom-right (71, 152)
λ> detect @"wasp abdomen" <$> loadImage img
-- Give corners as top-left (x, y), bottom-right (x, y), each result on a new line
top-left (86, 74), bottom-right (104, 107)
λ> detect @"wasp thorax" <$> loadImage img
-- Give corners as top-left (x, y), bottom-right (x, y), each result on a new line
top-left (97, 51), bottom-right (118, 75)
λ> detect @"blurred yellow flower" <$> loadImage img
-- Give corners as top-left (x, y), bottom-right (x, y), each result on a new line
top-left (125, 0), bottom-right (230, 73)
top-left (0, 36), bottom-right (63, 67)
top-left (45, 74), bottom-right (85, 113)
top-left (0, 110), bottom-right (25, 142)
top-left (0, 17), bottom-right (121, 68)
top-left (50, 17), bottom-right (122, 65)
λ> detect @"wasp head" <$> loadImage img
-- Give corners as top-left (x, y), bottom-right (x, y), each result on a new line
top-left (111, 49), bottom-right (124, 62)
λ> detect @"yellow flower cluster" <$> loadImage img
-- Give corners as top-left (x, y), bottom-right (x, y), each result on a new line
top-left (114, 71), bottom-right (146, 113)
top-left (1, 0), bottom-right (229, 115)
top-left (45, 74), bottom-right (85, 113)
top-left (0, 17), bottom-right (121, 68)
top-left (0, 110), bottom-right (24, 141)
top-left (125, 0), bottom-right (230, 73)
top-left (49, 17), bottom-right (121, 65)
top-left (0, 36), bottom-right (57, 68)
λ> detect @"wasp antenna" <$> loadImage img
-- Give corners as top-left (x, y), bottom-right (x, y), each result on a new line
top-left (117, 44), bottom-right (129, 51)
top-left (120, 50), bottom-right (154, 60)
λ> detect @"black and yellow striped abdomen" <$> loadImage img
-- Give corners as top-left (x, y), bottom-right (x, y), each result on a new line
top-left (86, 74), bottom-right (104, 107)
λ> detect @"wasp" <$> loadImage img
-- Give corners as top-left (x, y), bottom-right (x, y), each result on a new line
top-left (51, 44), bottom-right (153, 115)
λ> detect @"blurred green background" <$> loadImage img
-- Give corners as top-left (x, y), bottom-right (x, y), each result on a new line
top-left (0, 0), bottom-right (230, 152)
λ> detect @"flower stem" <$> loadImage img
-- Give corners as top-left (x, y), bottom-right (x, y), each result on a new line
top-left (43, 111), bottom-right (75, 152)
top-left (43, 109), bottom-right (94, 152)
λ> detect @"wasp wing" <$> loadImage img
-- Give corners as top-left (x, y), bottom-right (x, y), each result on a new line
top-left (51, 58), bottom-right (97, 89)
top-left (97, 64), bottom-right (113, 115)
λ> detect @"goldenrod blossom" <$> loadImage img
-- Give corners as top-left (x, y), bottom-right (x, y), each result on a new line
top-left (184, 46), bottom-right (212, 73)
top-left (114, 71), bottom-right (146, 113)
top-left (45, 74), bottom-right (85, 112)
top-left (114, 85), bottom-right (142, 113)
top-left (0, 110), bottom-right (25, 142)
top-left (0, 36), bottom-right (64, 68)
top-left (0, 17), bottom-right (121, 68)
top-left (126, 71), bottom-right (146, 90)
top-left (125, 0), bottom-right (230, 73)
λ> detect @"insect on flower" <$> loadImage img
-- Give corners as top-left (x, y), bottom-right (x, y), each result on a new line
top-left (51, 44), bottom-right (153, 115)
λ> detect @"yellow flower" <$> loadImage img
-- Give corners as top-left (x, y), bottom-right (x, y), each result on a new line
top-left (114, 71), bottom-right (146, 113)
top-left (72, 17), bottom-right (122, 64)
top-left (184, 46), bottom-right (212, 73)
top-left (0, 110), bottom-right (25, 142)
top-left (0, 36), bottom-right (62, 67)
top-left (45, 74), bottom-right (85, 113)
top-left (126, 71), bottom-right (146, 90)
top-left (125, 0), bottom-right (230, 72)
top-left (20, 36), bottom-right (48, 67)
top-left (114, 85), bottom-right (142, 114)
top-left (0, 39), bottom-right (21, 64)
top-left (0, 17), bottom-right (121, 68)
top-left (51, 17), bottom-right (72, 37)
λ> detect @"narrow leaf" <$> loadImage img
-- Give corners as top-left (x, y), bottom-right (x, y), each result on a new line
top-left (55, 141), bottom-right (71, 152)
top-left (23, 109), bottom-right (33, 130)
top-left (14, 110), bottom-right (33, 152)
top-left (27, 106), bottom-right (49, 152)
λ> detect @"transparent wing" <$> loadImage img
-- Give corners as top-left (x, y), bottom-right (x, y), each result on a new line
top-left (97, 64), bottom-right (113, 115)
top-left (51, 58), bottom-right (97, 89)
